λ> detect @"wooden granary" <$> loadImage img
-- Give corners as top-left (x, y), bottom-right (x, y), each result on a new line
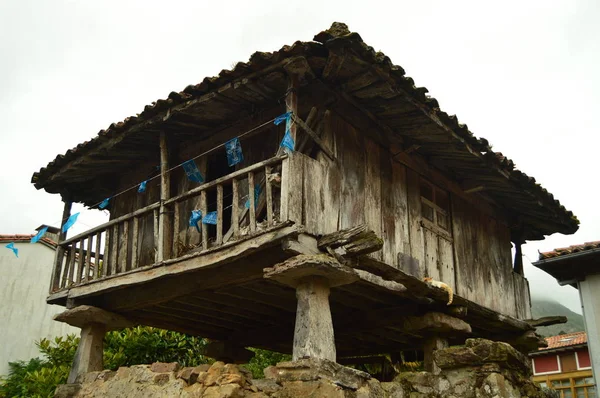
top-left (32, 23), bottom-right (578, 381)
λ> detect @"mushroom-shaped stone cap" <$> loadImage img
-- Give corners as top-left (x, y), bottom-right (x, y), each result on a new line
top-left (264, 254), bottom-right (359, 288)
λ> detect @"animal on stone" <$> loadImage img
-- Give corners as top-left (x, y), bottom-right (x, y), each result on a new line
top-left (423, 277), bottom-right (453, 305)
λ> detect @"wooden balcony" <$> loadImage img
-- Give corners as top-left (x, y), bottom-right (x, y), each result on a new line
top-left (48, 155), bottom-right (295, 298)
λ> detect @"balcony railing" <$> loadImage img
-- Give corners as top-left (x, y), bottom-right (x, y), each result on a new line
top-left (49, 155), bottom-right (290, 293)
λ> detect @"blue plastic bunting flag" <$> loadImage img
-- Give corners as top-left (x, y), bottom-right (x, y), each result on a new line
top-left (225, 137), bottom-right (244, 167)
top-left (138, 180), bottom-right (147, 193)
top-left (275, 112), bottom-right (295, 152)
top-left (274, 112), bottom-right (292, 126)
top-left (189, 210), bottom-right (202, 232)
top-left (182, 160), bottom-right (205, 183)
top-left (62, 212), bottom-right (80, 233)
top-left (245, 184), bottom-right (262, 209)
top-left (5, 242), bottom-right (18, 258)
top-left (202, 211), bottom-right (218, 225)
top-left (99, 198), bottom-right (110, 210)
top-left (280, 129), bottom-right (295, 152)
top-left (31, 226), bottom-right (48, 244)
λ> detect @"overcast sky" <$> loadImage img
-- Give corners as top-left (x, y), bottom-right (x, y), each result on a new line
top-left (1, 0), bottom-right (598, 314)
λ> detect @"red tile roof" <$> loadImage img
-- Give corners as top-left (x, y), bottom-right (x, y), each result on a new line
top-left (539, 241), bottom-right (600, 260)
top-left (538, 331), bottom-right (587, 351)
top-left (0, 234), bottom-right (57, 248)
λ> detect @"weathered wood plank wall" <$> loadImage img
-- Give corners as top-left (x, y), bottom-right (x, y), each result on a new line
top-left (301, 111), bottom-right (528, 319)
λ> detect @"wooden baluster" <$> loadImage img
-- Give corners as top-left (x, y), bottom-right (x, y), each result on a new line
top-left (94, 232), bottom-right (101, 279)
top-left (76, 239), bottom-right (85, 283)
top-left (110, 224), bottom-right (118, 275)
top-left (121, 220), bottom-right (129, 271)
top-left (61, 248), bottom-right (72, 288)
top-left (265, 166), bottom-right (274, 226)
top-left (154, 208), bottom-right (159, 263)
top-left (217, 185), bottom-right (223, 245)
top-left (85, 236), bottom-right (93, 281)
top-left (103, 228), bottom-right (110, 277)
top-left (67, 244), bottom-right (76, 286)
top-left (232, 179), bottom-right (239, 239)
top-left (172, 204), bottom-right (180, 258)
top-left (248, 172), bottom-right (256, 233)
top-left (201, 190), bottom-right (208, 251)
top-left (131, 216), bottom-right (139, 269)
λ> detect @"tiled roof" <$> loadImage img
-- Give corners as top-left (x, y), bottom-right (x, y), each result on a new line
top-left (30, 22), bottom-right (579, 240)
top-left (539, 331), bottom-right (587, 351)
top-left (0, 234), bottom-right (57, 248)
top-left (539, 241), bottom-right (600, 260)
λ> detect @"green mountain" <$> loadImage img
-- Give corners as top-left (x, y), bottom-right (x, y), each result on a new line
top-left (531, 298), bottom-right (585, 337)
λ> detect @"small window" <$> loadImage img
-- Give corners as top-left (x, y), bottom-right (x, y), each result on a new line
top-left (420, 179), bottom-right (451, 236)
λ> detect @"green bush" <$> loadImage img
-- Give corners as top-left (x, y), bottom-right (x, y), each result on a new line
top-left (0, 327), bottom-right (210, 398)
top-left (245, 348), bottom-right (291, 379)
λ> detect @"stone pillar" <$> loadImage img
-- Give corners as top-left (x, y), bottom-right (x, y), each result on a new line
top-left (54, 305), bottom-right (134, 383)
top-left (423, 336), bottom-right (448, 375)
top-left (264, 254), bottom-right (359, 362)
top-left (68, 324), bottom-right (105, 383)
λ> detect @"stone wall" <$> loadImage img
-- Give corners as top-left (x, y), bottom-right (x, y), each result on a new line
top-left (55, 339), bottom-right (557, 398)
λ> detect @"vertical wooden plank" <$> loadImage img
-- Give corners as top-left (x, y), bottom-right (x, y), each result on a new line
top-left (438, 238), bottom-right (455, 292)
top-left (248, 172), bottom-right (256, 233)
top-left (110, 224), bottom-right (118, 275)
top-left (50, 200), bottom-right (72, 292)
top-left (337, 116), bottom-right (365, 229)
top-left (302, 157), bottom-right (324, 235)
top-left (286, 75), bottom-right (298, 145)
top-left (217, 185), bottom-right (224, 244)
top-left (317, 110), bottom-right (336, 166)
top-left (232, 179), bottom-right (240, 238)
top-left (85, 235), bottom-right (93, 281)
top-left (386, 161), bottom-right (411, 269)
top-left (201, 190), bottom-right (208, 250)
top-left (131, 217), bottom-right (139, 270)
top-left (364, 137), bottom-right (382, 260)
top-left (153, 208), bottom-right (159, 263)
top-left (121, 220), bottom-right (129, 271)
top-left (265, 166), bottom-right (273, 226)
top-left (423, 229), bottom-right (440, 281)
top-left (62, 249), bottom-right (72, 288)
top-left (94, 232), bottom-right (101, 279)
top-left (67, 244), bottom-right (76, 286)
top-left (103, 228), bottom-right (111, 277)
top-left (280, 154), bottom-right (304, 224)
top-left (76, 239), bottom-right (85, 284)
top-left (172, 204), bottom-right (180, 257)
top-left (406, 169), bottom-right (425, 279)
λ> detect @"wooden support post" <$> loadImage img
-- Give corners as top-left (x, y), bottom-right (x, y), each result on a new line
top-left (264, 255), bottom-right (359, 362)
top-left (158, 131), bottom-right (171, 261)
top-left (424, 336), bottom-right (448, 375)
top-left (514, 241), bottom-right (524, 275)
top-left (265, 166), bottom-right (273, 226)
top-left (201, 190), bottom-right (208, 250)
top-left (286, 74), bottom-right (298, 147)
top-left (103, 228), bottom-right (111, 277)
top-left (131, 218), bottom-right (139, 269)
top-left (50, 200), bottom-right (71, 293)
top-left (110, 224), bottom-right (118, 275)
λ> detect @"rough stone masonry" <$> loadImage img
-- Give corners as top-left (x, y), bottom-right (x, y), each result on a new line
top-left (54, 338), bottom-right (557, 398)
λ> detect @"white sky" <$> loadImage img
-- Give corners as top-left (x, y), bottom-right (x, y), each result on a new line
top-left (1, 0), bottom-right (598, 314)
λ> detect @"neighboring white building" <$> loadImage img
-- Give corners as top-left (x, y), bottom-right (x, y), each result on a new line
top-left (0, 226), bottom-right (78, 376)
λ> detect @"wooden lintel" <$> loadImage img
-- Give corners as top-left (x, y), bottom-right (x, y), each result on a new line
top-left (318, 224), bottom-right (383, 257)
top-left (293, 115), bottom-right (336, 161)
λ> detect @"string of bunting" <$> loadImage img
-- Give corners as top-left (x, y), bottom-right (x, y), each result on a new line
top-left (21, 112), bottom-right (296, 251)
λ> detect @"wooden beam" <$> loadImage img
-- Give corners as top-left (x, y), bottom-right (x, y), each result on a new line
top-left (293, 115), bottom-right (335, 161)
top-left (524, 316), bottom-right (568, 328)
top-left (318, 224), bottom-right (383, 257)
top-left (50, 200), bottom-right (72, 293)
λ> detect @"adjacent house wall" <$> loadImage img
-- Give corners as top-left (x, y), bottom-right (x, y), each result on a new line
top-left (0, 242), bottom-right (78, 375)
top-left (579, 274), bottom-right (600, 384)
